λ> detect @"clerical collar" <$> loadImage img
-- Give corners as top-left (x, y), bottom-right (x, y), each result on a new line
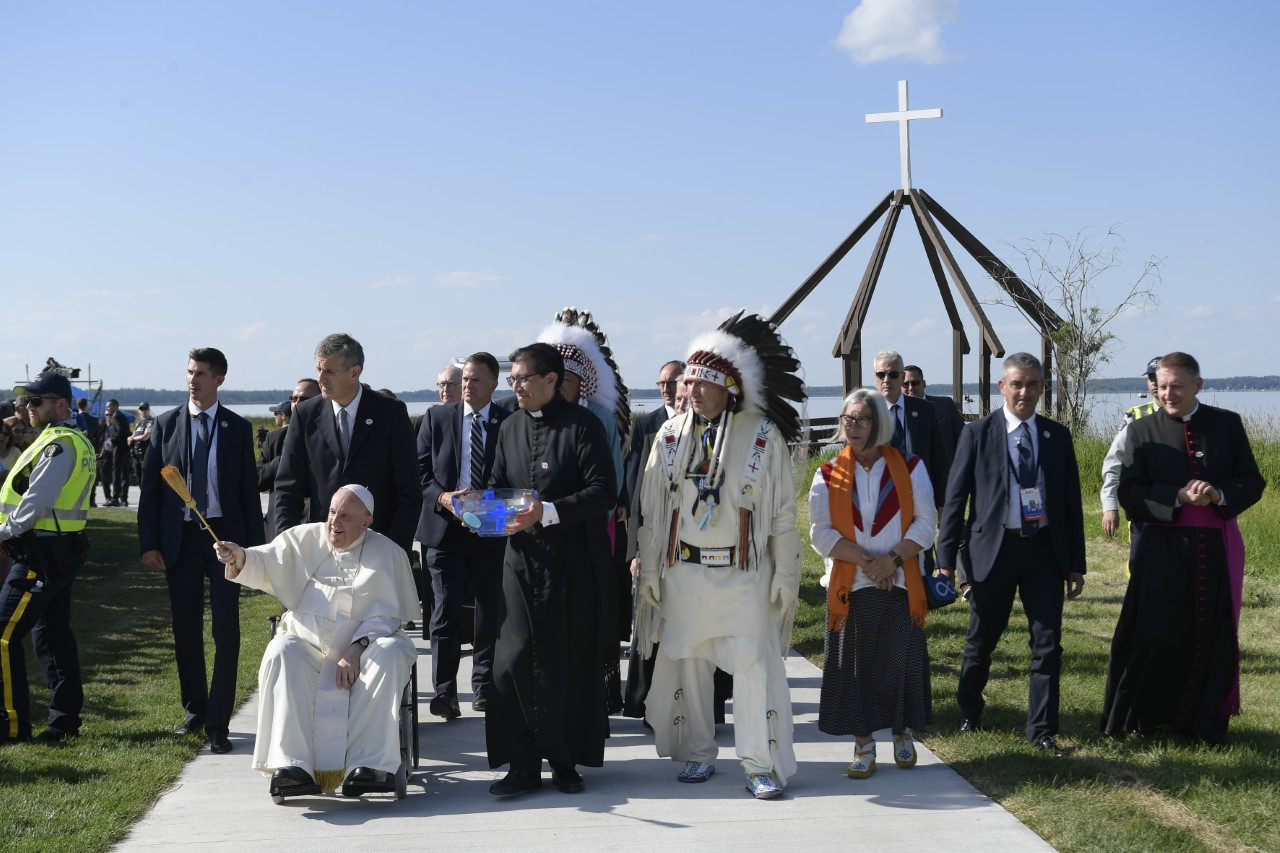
top-left (1180, 402), bottom-right (1200, 422)
top-left (528, 408), bottom-right (544, 419)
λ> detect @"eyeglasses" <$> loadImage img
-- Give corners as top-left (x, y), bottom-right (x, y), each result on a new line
top-left (874, 371), bottom-right (902, 380)
top-left (436, 381), bottom-right (461, 389)
top-left (841, 415), bottom-right (874, 428)
top-left (902, 380), bottom-right (923, 388)
top-left (506, 372), bottom-right (547, 388)
top-left (656, 380), bottom-right (680, 389)
top-left (20, 395), bottom-right (55, 408)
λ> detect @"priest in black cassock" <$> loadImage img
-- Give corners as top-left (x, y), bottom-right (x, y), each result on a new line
top-left (484, 342), bottom-right (617, 796)
top-left (1103, 351), bottom-right (1266, 745)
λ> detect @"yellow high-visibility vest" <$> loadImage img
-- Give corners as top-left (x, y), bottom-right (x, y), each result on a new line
top-left (0, 425), bottom-right (96, 533)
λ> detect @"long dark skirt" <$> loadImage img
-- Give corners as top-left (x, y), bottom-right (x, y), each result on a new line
top-left (819, 586), bottom-right (932, 737)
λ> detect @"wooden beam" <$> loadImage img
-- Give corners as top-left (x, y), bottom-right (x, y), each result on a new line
top-left (905, 193), bottom-right (969, 352)
top-left (770, 190), bottom-right (895, 326)
top-left (980, 338), bottom-right (992, 416)
top-left (908, 190), bottom-right (1004, 357)
top-left (952, 328), bottom-right (964, 407)
top-left (918, 189), bottom-right (1065, 332)
top-left (832, 190), bottom-right (905, 355)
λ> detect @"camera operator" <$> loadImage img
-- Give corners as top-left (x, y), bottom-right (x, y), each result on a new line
top-left (0, 371), bottom-right (95, 743)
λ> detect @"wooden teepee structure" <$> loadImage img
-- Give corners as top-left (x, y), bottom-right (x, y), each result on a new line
top-left (768, 81), bottom-right (1062, 415)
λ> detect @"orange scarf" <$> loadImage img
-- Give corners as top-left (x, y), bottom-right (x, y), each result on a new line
top-left (825, 445), bottom-right (928, 631)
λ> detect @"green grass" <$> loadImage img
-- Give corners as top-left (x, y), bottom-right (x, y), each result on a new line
top-left (794, 435), bottom-right (1280, 853)
top-left (0, 509), bottom-right (278, 853)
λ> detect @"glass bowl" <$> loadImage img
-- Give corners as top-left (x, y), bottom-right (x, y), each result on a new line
top-left (451, 489), bottom-right (538, 536)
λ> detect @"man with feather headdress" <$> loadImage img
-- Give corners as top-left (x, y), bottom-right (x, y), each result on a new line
top-left (635, 311), bottom-right (805, 800)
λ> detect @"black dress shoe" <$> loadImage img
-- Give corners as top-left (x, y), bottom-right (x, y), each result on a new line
top-left (209, 733), bottom-right (233, 754)
top-left (35, 728), bottom-right (75, 744)
top-left (174, 720), bottom-right (206, 737)
top-left (270, 767), bottom-right (321, 797)
top-left (341, 766), bottom-right (395, 797)
top-left (472, 693), bottom-right (488, 712)
top-left (958, 717), bottom-right (983, 734)
top-left (1033, 735), bottom-right (1066, 757)
top-left (429, 693), bottom-right (462, 720)
top-left (489, 769), bottom-right (542, 796)
top-left (550, 763), bottom-right (584, 794)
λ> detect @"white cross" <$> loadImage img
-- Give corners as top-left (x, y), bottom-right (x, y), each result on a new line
top-left (865, 80), bottom-right (942, 189)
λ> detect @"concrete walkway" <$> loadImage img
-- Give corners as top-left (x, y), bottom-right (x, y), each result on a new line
top-left (117, 631), bottom-right (1052, 853)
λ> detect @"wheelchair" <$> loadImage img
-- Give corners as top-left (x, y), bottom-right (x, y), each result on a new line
top-left (266, 613), bottom-right (419, 803)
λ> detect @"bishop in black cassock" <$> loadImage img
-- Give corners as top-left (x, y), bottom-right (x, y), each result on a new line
top-left (1103, 354), bottom-right (1265, 744)
top-left (485, 344), bottom-right (617, 795)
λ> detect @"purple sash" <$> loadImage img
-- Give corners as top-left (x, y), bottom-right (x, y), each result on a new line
top-left (1146, 505), bottom-right (1245, 717)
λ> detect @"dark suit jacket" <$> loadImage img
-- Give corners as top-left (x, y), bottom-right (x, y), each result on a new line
top-left (896, 394), bottom-right (950, 507)
top-left (274, 386), bottom-right (422, 553)
top-left (622, 405), bottom-right (669, 559)
top-left (256, 425), bottom-right (288, 536)
top-left (415, 401), bottom-right (510, 548)
top-left (137, 402), bottom-right (266, 567)
top-left (937, 409), bottom-right (1085, 583)
top-left (106, 410), bottom-right (131, 449)
top-left (925, 393), bottom-right (965, 461)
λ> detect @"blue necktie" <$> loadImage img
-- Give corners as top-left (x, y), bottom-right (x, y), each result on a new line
top-left (1016, 422), bottom-right (1036, 533)
top-left (337, 408), bottom-right (350, 464)
top-left (891, 403), bottom-right (906, 451)
top-left (469, 411), bottom-right (485, 490)
top-left (192, 412), bottom-right (209, 515)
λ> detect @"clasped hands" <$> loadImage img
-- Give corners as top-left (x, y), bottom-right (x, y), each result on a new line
top-left (1177, 479), bottom-right (1220, 507)
top-left (834, 541), bottom-right (898, 591)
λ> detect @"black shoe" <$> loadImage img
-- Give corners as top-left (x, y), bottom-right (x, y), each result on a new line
top-left (270, 767), bottom-right (321, 798)
top-left (550, 763), bottom-right (584, 794)
top-left (342, 765), bottom-right (395, 797)
top-left (105, 499), bottom-right (120, 508)
top-left (430, 693), bottom-right (462, 720)
top-left (958, 717), bottom-right (983, 734)
top-left (174, 720), bottom-right (206, 737)
top-left (1033, 735), bottom-right (1066, 757)
top-left (35, 728), bottom-right (75, 744)
top-left (209, 733), bottom-right (233, 754)
top-left (489, 769), bottom-right (542, 796)
top-left (472, 693), bottom-right (488, 712)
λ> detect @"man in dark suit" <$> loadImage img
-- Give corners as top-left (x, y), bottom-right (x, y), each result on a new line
top-left (417, 352), bottom-right (510, 718)
top-left (138, 347), bottom-right (265, 754)
top-left (74, 398), bottom-right (101, 507)
top-left (903, 364), bottom-right (965, 460)
top-left (102, 399), bottom-right (132, 506)
top-left (620, 359), bottom-right (683, 718)
top-left (937, 352), bottom-right (1086, 756)
top-left (872, 351), bottom-right (950, 505)
top-left (257, 379), bottom-right (320, 538)
top-left (274, 333), bottom-right (421, 555)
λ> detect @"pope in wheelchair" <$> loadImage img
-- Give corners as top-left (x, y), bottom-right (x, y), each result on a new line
top-left (214, 484), bottom-right (420, 800)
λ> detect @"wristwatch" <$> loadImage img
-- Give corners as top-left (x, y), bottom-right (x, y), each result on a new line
top-left (890, 551), bottom-right (904, 569)
top-left (352, 636), bottom-right (370, 649)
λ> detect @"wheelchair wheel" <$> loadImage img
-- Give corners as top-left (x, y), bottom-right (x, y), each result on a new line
top-left (271, 794), bottom-right (285, 805)
top-left (395, 757), bottom-right (408, 799)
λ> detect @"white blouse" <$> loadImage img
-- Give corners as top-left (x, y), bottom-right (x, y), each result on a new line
top-left (808, 454), bottom-right (936, 593)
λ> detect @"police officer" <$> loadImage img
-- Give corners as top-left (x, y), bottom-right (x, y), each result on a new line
top-left (0, 371), bottom-right (95, 744)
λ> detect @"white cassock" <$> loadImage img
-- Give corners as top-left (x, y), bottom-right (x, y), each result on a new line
top-left (227, 523), bottom-right (421, 791)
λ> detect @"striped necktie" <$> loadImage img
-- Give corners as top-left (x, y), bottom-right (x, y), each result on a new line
top-left (469, 411), bottom-right (485, 490)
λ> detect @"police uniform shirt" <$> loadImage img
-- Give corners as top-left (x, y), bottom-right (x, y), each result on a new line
top-left (0, 418), bottom-right (83, 541)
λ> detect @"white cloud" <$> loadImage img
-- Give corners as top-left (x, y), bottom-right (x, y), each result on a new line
top-left (1184, 305), bottom-right (1214, 319)
top-left (372, 274), bottom-right (411, 289)
top-left (908, 317), bottom-right (938, 336)
top-left (835, 0), bottom-right (958, 66)
top-left (232, 322), bottom-right (267, 342)
top-left (436, 269), bottom-right (503, 289)
top-left (1270, 294), bottom-right (1280, 303)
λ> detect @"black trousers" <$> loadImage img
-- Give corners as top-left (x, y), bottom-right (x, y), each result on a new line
top-left (0, 534), bottom-right (85, 740)
top-left (956, 530), bottom-right (1065, 743)
top-left (426, 528), bottom-right (503, 697)
top-left (166, 518), bottom-right (240, 735)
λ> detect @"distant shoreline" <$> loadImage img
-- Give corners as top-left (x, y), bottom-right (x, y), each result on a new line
top-left (93, 376), bottom-right (1280, 406)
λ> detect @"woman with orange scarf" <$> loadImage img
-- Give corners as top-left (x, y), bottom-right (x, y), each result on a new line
top-left (808, 388), bottom-right (935, 779)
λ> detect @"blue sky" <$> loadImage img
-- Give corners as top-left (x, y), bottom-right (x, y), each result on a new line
top-left (3, 0), bottom-right (1277, 394)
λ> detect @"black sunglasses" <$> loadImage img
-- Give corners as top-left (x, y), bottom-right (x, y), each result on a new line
top-left (902, 380), bottom-right (923, 388)
top-left (874, 371), bottom-right (902, 380)
top-left (20, 395), bottom-right (55, 408)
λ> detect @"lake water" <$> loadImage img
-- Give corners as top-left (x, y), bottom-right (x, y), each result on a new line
top-left (228, 390), bottom-right (1280, 431)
